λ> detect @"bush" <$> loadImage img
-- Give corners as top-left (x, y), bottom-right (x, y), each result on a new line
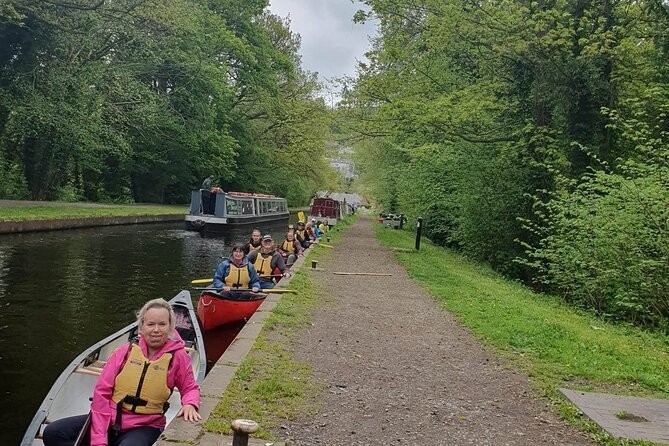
top-left (0, 162), bottom-right (29, 199)
top-left (523, 89), bottom-right (669, 329)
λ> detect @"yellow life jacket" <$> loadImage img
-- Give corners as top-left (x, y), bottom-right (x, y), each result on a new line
top-left (225, 262), bottom-right (250, 289)
top-left (248, 242), bottom-right (261, 253)
top-left (296, 229), bottom-right (308, 240)
top-left (111, 344), bottom-right (172, 415)
top-left (253, 253), bottom-right (272, 276)
top-left (280, 240), bottom-right (296, 254)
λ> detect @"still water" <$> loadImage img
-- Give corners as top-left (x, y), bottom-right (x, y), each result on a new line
top-left (0, 217), bottom-right (290, 445)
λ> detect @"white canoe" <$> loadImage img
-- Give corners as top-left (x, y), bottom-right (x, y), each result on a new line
top-left (21, 290), bottom-right (206, 446)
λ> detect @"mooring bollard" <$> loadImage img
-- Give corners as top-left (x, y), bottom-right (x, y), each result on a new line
top-left (231, 419), bottom-right (259, 446)
top-left (311, 260), bottom-right (318, 269)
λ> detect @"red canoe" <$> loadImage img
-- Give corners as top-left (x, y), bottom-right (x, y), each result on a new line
top-left (197, 290), bottom-right (267, 330)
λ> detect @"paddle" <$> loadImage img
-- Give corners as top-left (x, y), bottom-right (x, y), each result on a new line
top-left (318, 243), bottom-right (334, 248)
top-left (74, 412), bottom-right (92, 446)
top-left (191, 278), bottom-right (213, 284)
top-left (192, 274), bottom-right (284, 284)
top-left (193, 287), bottom-right (297, 294)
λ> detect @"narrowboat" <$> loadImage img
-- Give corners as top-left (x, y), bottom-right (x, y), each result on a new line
top-left (185, 190), bottom-right (289, 232)
top-left (308, 197), bottom-right (341, 225)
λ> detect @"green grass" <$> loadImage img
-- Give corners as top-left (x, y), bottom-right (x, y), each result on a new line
top-left (0, 204), bottom-right (186, 221)
top-left (204, 216), bottom-right (357, 438)
top-left (205, 246), bottom-right (336, 439)
top-left (376, 225), bottom-right (669, 445)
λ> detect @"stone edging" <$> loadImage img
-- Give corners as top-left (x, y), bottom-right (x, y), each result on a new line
top-left (156, 246), bottom-right (317, 445)
top-left (0, 214), bottom-right (184, 234)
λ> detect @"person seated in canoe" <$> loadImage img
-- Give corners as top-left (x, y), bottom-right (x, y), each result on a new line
top-left (294, 221), bottom-right (313, 249)
top-left (43, 298), bottom-right (201, 446)
top-left (276, 230), bottom-right (303, 266)
top-left (247, 234), bottom-right (291, 289)
top-left (318, 219), bottom-right (329, 235)
top-left (308, 219), bottom-right (322, 239)
top-left (212, 243), bottom-right (261, 297)
top-left (243, 227), bottom-right (262, 255)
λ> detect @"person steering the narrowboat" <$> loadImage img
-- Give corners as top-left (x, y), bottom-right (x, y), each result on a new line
top-left (213, 244), bottom-right (261, 297)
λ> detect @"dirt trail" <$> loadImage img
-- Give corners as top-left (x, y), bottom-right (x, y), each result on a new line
top-left (278, 216), bottom-right (591, 445)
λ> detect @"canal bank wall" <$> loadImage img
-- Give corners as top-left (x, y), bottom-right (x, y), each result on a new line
top-left (0, 214), bottom-right (183, 234)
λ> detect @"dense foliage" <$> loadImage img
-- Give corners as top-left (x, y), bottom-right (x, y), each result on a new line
top-left (344, 0), bottom-right (669, 329)
top-left (0, 0), bottom-right (333, 204)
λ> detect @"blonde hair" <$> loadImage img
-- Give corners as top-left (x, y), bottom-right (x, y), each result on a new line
top-left (137, 298), bottom-right (175, 331)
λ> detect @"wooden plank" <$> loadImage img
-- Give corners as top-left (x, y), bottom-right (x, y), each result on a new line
top-left (332, 272), bottom-right (392, 276)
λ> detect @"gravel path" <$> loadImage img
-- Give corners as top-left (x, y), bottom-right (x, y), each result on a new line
top-left (279, 217), bottom-right (591, 445)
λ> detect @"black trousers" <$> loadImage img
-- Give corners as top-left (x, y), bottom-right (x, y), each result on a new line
top-left (43, 414), bottom-right (162, 446)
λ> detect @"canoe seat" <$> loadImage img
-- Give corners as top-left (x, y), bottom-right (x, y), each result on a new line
top-left (75, 359), bottom-right (106, 376)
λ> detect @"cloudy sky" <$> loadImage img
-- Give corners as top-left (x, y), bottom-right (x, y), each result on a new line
top-left (267, 0), bottom-right (377, 92)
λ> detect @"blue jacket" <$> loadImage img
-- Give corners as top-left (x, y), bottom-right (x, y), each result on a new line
top-left (213, 256), bottom-right (261, 289)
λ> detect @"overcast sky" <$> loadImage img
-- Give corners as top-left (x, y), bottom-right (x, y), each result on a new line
top-left (267, 0), bottom-right (377, 99)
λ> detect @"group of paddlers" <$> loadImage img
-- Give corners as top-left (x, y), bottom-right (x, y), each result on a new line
top-left (212, 220), bottom-right (329, 295)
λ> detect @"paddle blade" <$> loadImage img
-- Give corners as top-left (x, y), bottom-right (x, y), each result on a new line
top-left (298, 211), bottom-right (305, 222)
top-left (261, 289), bottom-right (297, 294)
top-left (191, 278), bottom-right (213, 284)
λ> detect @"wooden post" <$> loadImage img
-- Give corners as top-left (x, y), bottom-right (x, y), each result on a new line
top-left (415, 217), bottom-right (423, 251)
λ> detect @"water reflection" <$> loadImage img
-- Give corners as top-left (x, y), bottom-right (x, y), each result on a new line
top-left (0, 216), bottom-right (291, 446)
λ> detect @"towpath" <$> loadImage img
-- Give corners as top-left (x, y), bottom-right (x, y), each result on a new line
top-left (277, 216), bottom-right (590, 445)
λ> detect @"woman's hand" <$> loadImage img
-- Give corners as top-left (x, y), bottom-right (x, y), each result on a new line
top-left (251, 286), bottom-right (259, 293)
top-left (223, 286), bottom-right (231, 292)
top-left (177, 403), bottom-right (202, 422)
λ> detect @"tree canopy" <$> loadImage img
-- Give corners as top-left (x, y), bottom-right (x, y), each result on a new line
top-left (344, 0), bottom-right (669, 329)
top-left (0, 0), bottom-right (332, 204)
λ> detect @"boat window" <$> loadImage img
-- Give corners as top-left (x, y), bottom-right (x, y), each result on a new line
top-left (226, 198), bottom-right (240, 215)
top-left (241, 199), bottom-right (254, 215)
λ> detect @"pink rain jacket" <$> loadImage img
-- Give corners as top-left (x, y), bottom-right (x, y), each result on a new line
top-left (90, 331), bottom-right (200, 446)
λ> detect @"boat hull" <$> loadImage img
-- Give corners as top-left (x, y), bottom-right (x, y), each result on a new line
top-left (197, 291), bottom-right (267, 330)
top-left (185, 213), bottom-right (289, 233)
top-left (21, 291), bottom-right (205, 446)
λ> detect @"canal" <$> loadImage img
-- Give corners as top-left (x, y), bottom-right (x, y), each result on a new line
top-left (0, 218), bottom-right (291, 445)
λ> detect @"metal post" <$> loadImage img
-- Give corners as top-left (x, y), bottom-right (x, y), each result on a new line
top-left (311, 260), bottom-right (318, 269)
top-left (231, 419), bottom-right (259, 446)
top-left (415, 217), bottom-right (423, 251)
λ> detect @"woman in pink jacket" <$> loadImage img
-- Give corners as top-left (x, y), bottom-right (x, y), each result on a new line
top-left (43, 298), bottom-right (201, 446)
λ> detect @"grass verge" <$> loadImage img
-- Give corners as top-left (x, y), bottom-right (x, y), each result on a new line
top-left (375, 225), bottom-right (669, 445)
top-left (204, 270), bottom-right (323, 439)
top-left (0, 204), bottom-right (185, 221)
top-left (203, 216), bottom-right (357, 439)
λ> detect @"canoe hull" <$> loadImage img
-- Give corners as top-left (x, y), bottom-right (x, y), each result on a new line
top-left (21, 291), bottom-right (205, 446)
top-left (197, 291), bottom-right (267, 330)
